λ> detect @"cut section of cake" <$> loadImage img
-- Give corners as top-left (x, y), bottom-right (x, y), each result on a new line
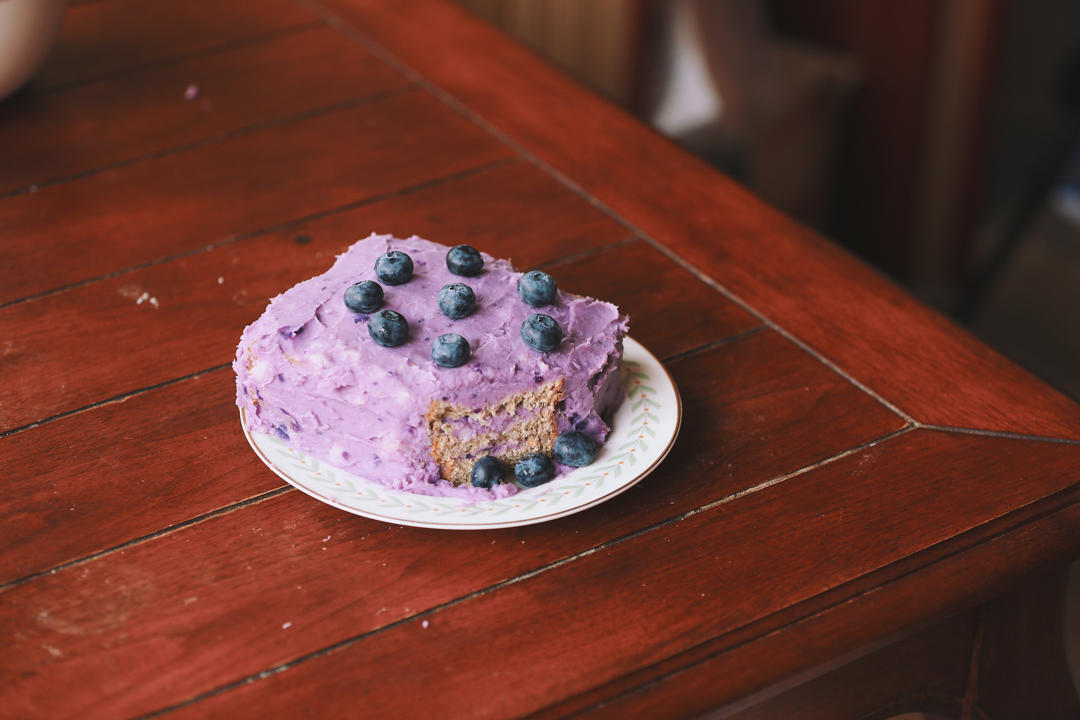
top-left (234, 234), bottom-right (628, 500)
top-left (426, 378), bottom-right (564, 485)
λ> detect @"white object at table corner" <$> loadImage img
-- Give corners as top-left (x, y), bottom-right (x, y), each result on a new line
top-left (0, 0), bottom-right (67, 100)
top-left (242, 336), bottom-right (681, 529)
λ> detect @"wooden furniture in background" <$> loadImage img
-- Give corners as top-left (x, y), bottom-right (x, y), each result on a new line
top-left (455, 0), bottom-right (861, 236)
top-left (453, 0), bottom-right (641, 106)
top-left (770, 0), bottom-right (1003, 299)
top-left (2, 1), bottom-right (1079, 717)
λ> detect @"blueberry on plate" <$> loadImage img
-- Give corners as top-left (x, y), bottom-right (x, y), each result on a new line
top-left (520, 313), bottom-right (562, 352)
top-left (446, 245), bottom-right (484, 276)
top-left (470, 455), bottom-right (505, 489)
top-left (437, 283), bottom-right (476, 319)
top-left (374, 250), bottom-right (413, 285)
top-left (368, 309), bottom-right (409, 347)
top-left (432, 333), bottom-right (470, 367)
top-left (517, 270), bottom-right (557, 307)
top-left (553, 431), bottom-right (598, 467)
top-left (344, 280), bottom-right (383, 313)
top-left (515, 453), bottom-right (554, 487)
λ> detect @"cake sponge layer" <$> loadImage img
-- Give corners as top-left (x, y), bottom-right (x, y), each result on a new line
top-left (427, 379), bottom-right (564, 485)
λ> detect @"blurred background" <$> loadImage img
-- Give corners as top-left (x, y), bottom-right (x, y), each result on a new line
top-left (455, 0), bottom-right (1080, 401)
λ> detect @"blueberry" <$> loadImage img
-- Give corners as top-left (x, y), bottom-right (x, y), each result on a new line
top-left (470, 455), bottom-right (505, 489)
top-left (368, 309), bottom-right (408, 347)
top-left (517, 270), bottom-right (557, 307)
top-left (374, 250), bottom-right (413, 285)
top-left (446, 245), bottom-right (484, 276)
top-left (515, 453), bottom-right (554, 487)
top-left (553, 431), bottom-right (598, 467)
top-left (520, 313), bottom-right (562, 352)
top-left (432, 333), bottom-right (470, 367)
top-left (344, 280), bottom-right (384, 313)
top-left (437, 283), bottom-right (476, 319)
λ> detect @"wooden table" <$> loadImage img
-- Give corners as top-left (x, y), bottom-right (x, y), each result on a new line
top-left (4, 1), bottom-right (1080, 718)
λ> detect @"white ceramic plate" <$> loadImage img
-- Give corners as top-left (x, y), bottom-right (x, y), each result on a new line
top-left (241, 337), bottom-right (681, 529)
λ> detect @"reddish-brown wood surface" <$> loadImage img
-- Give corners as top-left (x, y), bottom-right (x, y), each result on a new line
top-left (2, 0), bottom-right (1078, 718)
top-left (0, 90), bottom-right (510, 308)
top-left (318, 0), bottom-right (1080, 441)
top-left (0, 26), bottom-right (408, 195)
top-left (2, 337), bottom-right (903, 718)
top-left (159, 431), bottom-right (1080, 720)
top-left (32, 0), bottom-right (318, 91)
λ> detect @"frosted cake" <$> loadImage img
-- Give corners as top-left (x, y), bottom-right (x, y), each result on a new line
top-left (234, 234), bottom-right (627, 500)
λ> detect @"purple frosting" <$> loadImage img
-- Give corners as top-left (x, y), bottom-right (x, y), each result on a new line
top-left (235, 234), bottom-right (628, 499)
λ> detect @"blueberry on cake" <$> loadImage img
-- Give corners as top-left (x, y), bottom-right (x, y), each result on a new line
top-left (234, 234), bottom-right (627, 500)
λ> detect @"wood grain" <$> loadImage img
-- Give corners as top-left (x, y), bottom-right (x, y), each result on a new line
top-left (552, 240), bottom-right (759, 360)
top-left (0, 160), bottom-right (642, 432)
top-left (0, 90), bottom-right (511, 307)
top-left (0, 160), bottom-right (754, 582)
top-left (33, 0), bottom-right (317, 91)
top-left (318, 0), bottom-right (1080, 440)
top-left (0, 160), bottom-right (634, 577)
top-left (0, 26), bottom-right (408, 195)
top-left (0, 335), bottom-right (902, 718)
top-left (168, 431), bottom-right (1080, 719)
top-left (0, 370), bottom-right (281, 588)
top-left (3, 2), bottom-right (1079, 717)
top-left (257, 160), bottom-right (629, 272)
top-left (575, 493), bottom-right (1080, 719)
